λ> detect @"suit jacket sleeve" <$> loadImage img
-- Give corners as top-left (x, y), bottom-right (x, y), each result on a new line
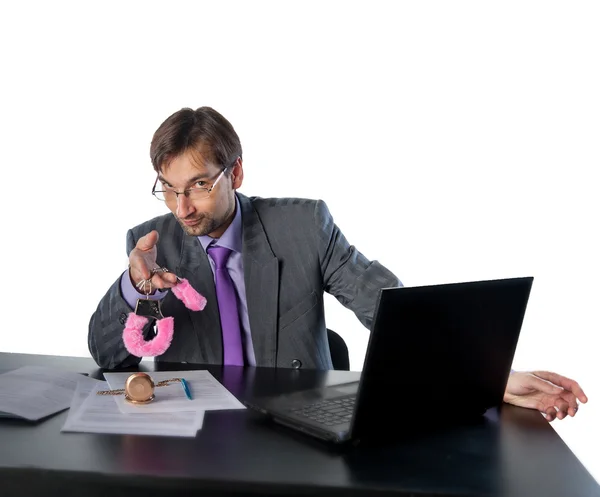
top-left (314, 200), bottom-right (402, 330)
top-left (88, 229), bottom-right (153, 369)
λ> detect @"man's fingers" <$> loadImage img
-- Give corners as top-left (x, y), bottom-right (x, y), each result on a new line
top-left (555, 390), bottom-right (580, 414)
top-left (527, 374), bottom-right (563, 395)
top-left (543, 407), bottom-right (557, 422)
top-left (129, 232), bottom-right (179, 291)
top-left (136, 230), bottom-right (159, 251)
top-left (151, 273), bottom-right (178, 290)
top-left (129, 255), bottom-right (152, 280)
top-left (557, 390), bottom-right (580, 417)
top-left (533, 371), bottom-right (588, 403)
top-left (131, 264), bottom-right (180, 292)
top-left (554, 399), bottom-right (570, 419)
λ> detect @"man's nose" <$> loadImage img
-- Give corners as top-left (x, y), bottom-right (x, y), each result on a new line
top-left (176, 193), bottom-right (194, 218)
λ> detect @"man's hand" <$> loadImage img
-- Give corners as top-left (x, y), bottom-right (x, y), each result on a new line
top-left (128, 230), bottom-right (178, 292)
top-left (504, 370), bottom-right (588, 421)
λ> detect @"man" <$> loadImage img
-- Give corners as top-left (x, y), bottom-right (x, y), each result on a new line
top-left (88, 106), bottom-right (587, 422)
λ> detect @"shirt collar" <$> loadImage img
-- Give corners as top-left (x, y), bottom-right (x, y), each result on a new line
top-left (198, 194), bottom-right (242, 253)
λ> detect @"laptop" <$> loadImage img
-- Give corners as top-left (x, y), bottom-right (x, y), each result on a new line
top-left (244, 276), bottom-right (534, 444)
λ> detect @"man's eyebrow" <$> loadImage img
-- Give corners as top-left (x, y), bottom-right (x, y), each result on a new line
top-left (157, 174), bottom-right (210, 186)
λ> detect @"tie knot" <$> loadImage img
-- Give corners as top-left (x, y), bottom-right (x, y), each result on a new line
top-left (207, 245), bottom-right (233, 269)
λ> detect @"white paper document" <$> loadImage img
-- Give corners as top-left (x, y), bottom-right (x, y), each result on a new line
top-left (0, 365), bottom-right (99, 421)
top-left (103, 370), bottom-right (246, 414)
top-left (62, 380), bottom-right (204, 437)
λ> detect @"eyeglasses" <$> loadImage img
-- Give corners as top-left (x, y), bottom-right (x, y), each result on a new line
top-left (152, 167), bottom-right (228, 203)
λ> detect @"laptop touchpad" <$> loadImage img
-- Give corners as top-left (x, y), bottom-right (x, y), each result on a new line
top-left (331, 383), bottom-right (359, 396)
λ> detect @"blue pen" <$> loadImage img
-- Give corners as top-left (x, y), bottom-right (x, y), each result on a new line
top-left (180, 378), bottom-right (193, 400)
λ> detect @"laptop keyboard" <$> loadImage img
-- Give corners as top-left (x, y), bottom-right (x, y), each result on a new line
top-left (288, 396), bottom-right (355, 426)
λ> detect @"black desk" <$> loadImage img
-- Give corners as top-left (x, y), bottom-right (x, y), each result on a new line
top-left (0, 352), bottom-right (598, 497)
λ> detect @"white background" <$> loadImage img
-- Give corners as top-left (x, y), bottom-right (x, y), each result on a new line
top-left (1, 0), bottom-right (598, 484)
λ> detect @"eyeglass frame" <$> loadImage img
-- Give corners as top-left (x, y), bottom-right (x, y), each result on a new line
top-left (151, 161), bottom-right (234, 203)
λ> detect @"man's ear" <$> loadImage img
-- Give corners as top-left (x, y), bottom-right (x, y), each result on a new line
top-left (231, 157), bottom-right (244, 189)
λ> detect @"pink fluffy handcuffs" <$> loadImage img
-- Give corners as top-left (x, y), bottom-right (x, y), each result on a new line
top-left (122, 267), bottom-right (207, 357)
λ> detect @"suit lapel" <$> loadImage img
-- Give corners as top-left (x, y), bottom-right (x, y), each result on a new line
top-left (176, 233), bottom-right (223, 364)
top-left (239, 194), bottom-right (279, 367)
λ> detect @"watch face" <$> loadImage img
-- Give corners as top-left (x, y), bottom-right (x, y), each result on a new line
top-left (134, 299), bottom-right (164, 320)
top-left (125, 372), bottom-right (155, 402)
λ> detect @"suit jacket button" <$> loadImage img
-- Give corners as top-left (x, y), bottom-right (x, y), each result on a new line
top-left (291, 359), bottom-right (302, 369)
top-left (119, 313), bottom-right (127, 325)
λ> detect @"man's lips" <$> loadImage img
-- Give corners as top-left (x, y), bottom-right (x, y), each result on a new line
top-left (181, 218), bottom-right (201, 227)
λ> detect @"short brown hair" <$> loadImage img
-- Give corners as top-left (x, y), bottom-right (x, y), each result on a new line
top-left (150, 106), bottom-right (242, 172)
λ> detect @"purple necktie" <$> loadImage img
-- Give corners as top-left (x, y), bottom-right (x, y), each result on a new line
top-left (207, 245), bottom-right (244, 366)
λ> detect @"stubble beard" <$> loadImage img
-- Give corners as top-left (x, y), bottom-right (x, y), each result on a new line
top-left (175, 196), bottom-right (236, 238)
top-left (176, 214), bottom-right (220, 237)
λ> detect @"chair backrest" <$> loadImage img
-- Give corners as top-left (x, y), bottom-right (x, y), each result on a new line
top-left (327, 328), bottom-right (350, 371)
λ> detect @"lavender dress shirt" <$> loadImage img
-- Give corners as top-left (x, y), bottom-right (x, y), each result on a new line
top-left (120, 195), bottom-right (256, 366)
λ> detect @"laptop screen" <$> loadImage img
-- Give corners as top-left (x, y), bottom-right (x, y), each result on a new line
top-left (351, 277), bottom-right (533, 438)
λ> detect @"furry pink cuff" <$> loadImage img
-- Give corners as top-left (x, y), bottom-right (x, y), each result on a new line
top-left (171, 278), bottom-right (207, 311)
top-left (123, 314), bottom-right (174, 357)
top-left (122, 277), bottom-right (206, 358)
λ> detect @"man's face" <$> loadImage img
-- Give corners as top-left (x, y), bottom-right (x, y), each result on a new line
top-left (157, 149), bottom-right (243, 238)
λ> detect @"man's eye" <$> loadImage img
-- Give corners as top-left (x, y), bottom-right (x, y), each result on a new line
top-left (194, 181), bottom-right (207, 188)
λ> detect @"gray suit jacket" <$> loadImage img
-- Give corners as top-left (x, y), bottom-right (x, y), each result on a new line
top-left (88, 193), bottom-right (401, 369)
